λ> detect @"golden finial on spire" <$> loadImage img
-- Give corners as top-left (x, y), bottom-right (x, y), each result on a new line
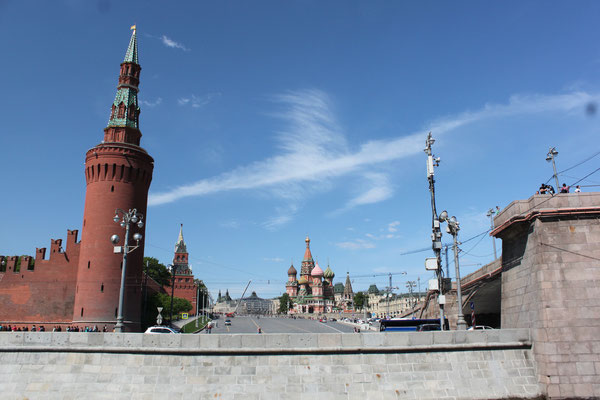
top-left (130, 24), bottom-right (137, 33)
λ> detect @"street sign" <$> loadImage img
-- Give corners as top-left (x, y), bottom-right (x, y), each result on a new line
top-left (181, 313), bottom-right (188, 320)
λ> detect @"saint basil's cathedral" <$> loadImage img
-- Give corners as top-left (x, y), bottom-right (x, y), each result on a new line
top-left (286, 236), bottom-right (352, 314)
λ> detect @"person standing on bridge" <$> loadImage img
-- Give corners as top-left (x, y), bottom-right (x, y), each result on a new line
top-left (257, 326), bottom-right (262, 334)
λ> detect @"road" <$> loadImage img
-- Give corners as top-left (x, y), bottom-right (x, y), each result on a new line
top-left (207, 316), bottom-right (372, 334)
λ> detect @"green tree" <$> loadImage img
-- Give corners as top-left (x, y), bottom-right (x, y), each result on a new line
top-left (143, 293), bottom-right (193, 327)
top-left (353, 292), bottom-right (368, 310)
top-left (143, 257), bottom-right (171, 286)
top-left (278, 293), bottom-right (294, 314)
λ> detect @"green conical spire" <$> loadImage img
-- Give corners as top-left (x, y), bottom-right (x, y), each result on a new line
top-left (124, 26), bottom-right (139, 64)
top-left (106, 27), bottom-right (141, 132)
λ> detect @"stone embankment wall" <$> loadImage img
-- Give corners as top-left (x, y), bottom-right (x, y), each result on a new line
top-left (0, 330), bottom-right (540, 399)
top-left (493, 192), bottom-right (600, 399)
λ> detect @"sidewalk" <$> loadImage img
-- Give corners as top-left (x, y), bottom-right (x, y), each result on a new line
top-left (172, 315), bottom-right (200, 329)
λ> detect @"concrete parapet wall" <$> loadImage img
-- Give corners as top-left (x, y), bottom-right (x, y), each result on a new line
top-left (494, 192), bottom-right (600, 229)
top-left (0, 330), bottom-right (541, 399)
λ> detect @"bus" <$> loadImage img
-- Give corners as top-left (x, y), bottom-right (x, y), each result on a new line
top-left (379, 318), bottom-right (449, 332)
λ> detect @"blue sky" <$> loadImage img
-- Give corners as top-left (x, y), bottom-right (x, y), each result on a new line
top-left (1, 1), bottom-right (599, 299)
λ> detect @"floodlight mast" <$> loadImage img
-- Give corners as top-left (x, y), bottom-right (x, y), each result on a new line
top-left (546, 147), bottom-right (560, 190)
top-left (424, 132), bottom-right (445, 330)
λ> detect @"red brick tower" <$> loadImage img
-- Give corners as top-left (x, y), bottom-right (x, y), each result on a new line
top-left (72, 27), bottom-right (154, 331)
top-left (170, 224), bottom-right (198, 314)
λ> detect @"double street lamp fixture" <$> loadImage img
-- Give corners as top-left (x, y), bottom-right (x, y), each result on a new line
top-left (438, 211), bottom-right (467, 330)
top-left (110, 208), bottom-right (144, 333)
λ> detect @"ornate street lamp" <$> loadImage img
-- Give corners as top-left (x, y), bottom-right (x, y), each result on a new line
top-left (110, 208), bottom-right (144, 333)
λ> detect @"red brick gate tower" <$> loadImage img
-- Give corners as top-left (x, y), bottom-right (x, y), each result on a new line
top-left (72, 27), bottom-right (154, 331)
top-left (170, 224), bottom-right (198, 314)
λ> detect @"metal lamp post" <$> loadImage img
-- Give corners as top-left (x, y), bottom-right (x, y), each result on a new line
top-left (486, 208), bottom-right (497, 259)
top-left (546, 147), bottom-right (560, 190)
top-left (195, 285), bottom-right (201, 329)
top-left (111, 208), bottom-right (144, 333)
top-left (406, 281), bottom-right (416, 308)
top-left (439, 212), bottom-right (467, 330)
top-left (168, 264), bottom-right (175, 325)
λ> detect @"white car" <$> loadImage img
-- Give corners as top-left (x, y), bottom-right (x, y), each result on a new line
top-left (468, 325), bottom-right (494, 331)
top-left (144, 326), bottom-right (180, 334)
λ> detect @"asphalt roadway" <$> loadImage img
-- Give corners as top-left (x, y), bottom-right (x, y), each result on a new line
top-left (206, 316), bottom-right (373, 334)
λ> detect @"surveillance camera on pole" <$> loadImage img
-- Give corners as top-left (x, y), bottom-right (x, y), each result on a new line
top-left (423, 132), bottom-right (445, 330)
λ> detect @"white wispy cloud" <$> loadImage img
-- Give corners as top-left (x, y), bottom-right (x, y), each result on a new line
top-left (364, 220), bottom-right (401, 241)
top-left (332, 173), bottom-right (394, 215)
top-left (149, 89), bottom-right (599, 227)
top-left (335, 239), bottom-right (376, 250)
top-left (263, 204), bottom-right (299, 231)
top-left (178, 93), bottom-right (220, 108)
top-left (140, 97), bottom-right (162, 108)
top-left (388, 221), bottom-right (401, 232)
top-left (160, 35), bottom-right (190, 51)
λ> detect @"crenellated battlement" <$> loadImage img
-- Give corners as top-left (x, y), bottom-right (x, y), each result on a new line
top-left (0, 230), bottom-right (80, 323)
top-left (1, 230), bottom-right (80, 271)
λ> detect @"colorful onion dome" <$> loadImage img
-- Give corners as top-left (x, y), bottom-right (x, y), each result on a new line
top-left (311, 262), bottom-right (324, 277)
top-left (298, 276), bottom-right (308, 285)
top-left (287, 263), bottom-right (297, 275)
top-left (324, 264), bottom-right (335, 279)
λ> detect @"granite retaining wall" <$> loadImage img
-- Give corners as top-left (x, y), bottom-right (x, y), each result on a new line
top-left (0, 329), bottom-right (540, 399)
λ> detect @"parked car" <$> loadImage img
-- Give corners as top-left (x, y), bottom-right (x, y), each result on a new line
top-left (144, 326), bottom-right (180, 334)
top-left (416, 323), bottom-right (441, 332)
top-left (224, 319), bottom-right (232, 326)
top-left (468, 325), bottom-right (494, 331)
